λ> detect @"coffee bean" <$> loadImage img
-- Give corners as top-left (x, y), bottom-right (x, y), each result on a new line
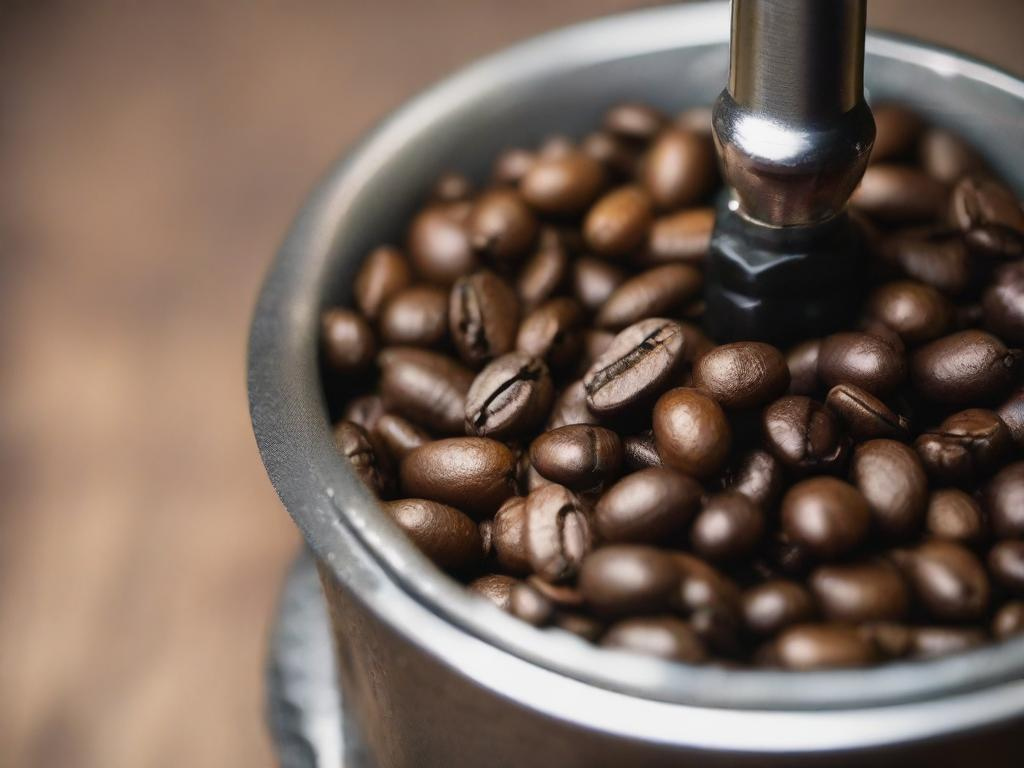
top-left (516, 297), bottom-right (586, 371)
top-left (911, 330), bottom-right (1021, 404)
top-left (579, 545), bottom-right (680, 618)
top-left (430, 172), bottom-right (473, 203)
top-left (526, 576), bottom-right (585, 610)
top-left (378, 347), bottom-right (473, 434)
top-left (919, 128), bottom-right (986, 183)
top-left (786, 339), bottom-right (822, 395)
top-left (691, 491), bottom-right (764, 561)
top-left (825, 383), bottom-right (910, 442)
top-left (555, 613), bottom-right (605, 642)
top-left (817, 332), bottom-right (907, 397)
top-left (529, 424), bottom-right (622, 492)
top-left (926, 489), bottom-right (986, 545)
top-left (889, 232), bottom-right (972, 297)
top-left (900, 540), bottom-right (990, 622)
top-left (581, 130), bottom-right (641, 177)
top-left (851, 439), bottom-right (928, 539)
top-left (603, 103), bottom-right (666, 142)
top-left (997, 388), bottom-right (1024, 446)
top-left (519, 150), bottom-right (606, 215)
top-left (353, 245), bottom-right (413, 322)
top-left (585, 319), bottom-right (685, 418)
top-left (994, 602), bottom-right (1024, 640)
top-left (333, 420), bottom-right (387, 496)
top-left (869, 104), bottom-right (922, 163)
top-left (516, 237), bottom-right (569, 310)
top-left (722, 449), bottom-right (785, 511)
top-left (950, 175), bottom-right (1024, 234)
top-left (811, 560), bottom-right (909, 623)
top-left (539, 134), bottom-right (575, 159)
top-left (342, 395), bottom-right (385, 432)
top-left (742, 580), bottom-right (816, 637)
top-left (762, 396), bottom-right (847, 475)
top-left (643, 207), bottom-right (714, 265)
top-left (983, 261), bottom-right (1024, 344)
top-left (465, 353), bottom-right (553, 440)
top-left (449, 270), bottom-right (521, 368)
top-left (601, 617), bottom-right (706, 662)
top-left (858, 622), bottom-right (914, 659)
top-left (378, 285), bottom-right (449, 347)
top-left (782, 477), bottom-right (870, 560)
top-left (492, 148), bottom-right (536, 185)
top-left (492, 496), bottom-right (530, 575)
top-left (653, 387), bottom-right (731, 479)
top-left (375, 413), bottom-right (430, 461)
top-left (965, 223), bottom-right (1024, 261)
top-left (384, 498), bottom-right (482, 571)
top-left (524, 483), bottom-right (593, 582)
top-left (583, 185), bottom-right (654, 258)
top-left (672, 553), bottom-right (742, 617)
top-left (321, 308), bottom-right (376, 372)
top-left (400, 437), bottom-right (516, 517)
top-left (693, 342), bottom-right (789, 410)
top-left (911, 626), bottom-right (987, 658)
top-left (987, 462), bottom-right (1024, 538)
top-left (775, 624), bottom-right (878, 669)
top-left (595, 467), bottom-right (701, 543)
top-left (851, 165), bottom-right (948, 224)
top-left (408, 203), bottom-right (478, 284)
top-left (508, 582), bottom-right (554, 626)
top-left (468, 188), bottom-right (538, 265)
top-left (642, 128), bottom-right (715, 209)
top-left (572, 256), bottom-right (627, 312)
top-left (989, 540), bottom-right (1024, 596)
top-left (865, 280), bottom-right (952, 344)
top-left (546, 379), bottom-right (599, 430)
top-left (915, 409), bottom-right (1012, 485)
top-left (468, 574), bottom-right (518, 610)
top-left (595, 263), bottom-right (702, 330)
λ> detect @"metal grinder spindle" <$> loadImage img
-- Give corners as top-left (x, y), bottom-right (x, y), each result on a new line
top-left (705, 0), bottom-right (876, 343)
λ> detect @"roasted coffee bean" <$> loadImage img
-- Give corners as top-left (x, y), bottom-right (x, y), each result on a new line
top-left (465, 353), bottom-right (553, 440)
top-left (926, 489), bottom-right (986, 545)
top-left (519, 150), bottom-right (606, 215)
top-left (579, 545), bottom-right (680, 617)
top-left (400, 437), bottom-right (516, 517)
top-left (912, 627), bottom-right (987, 658)
top-left (911, 330), bottom-right (1021, 404)
top-left (526, 576), bottom-right (585, 610)
top-left (584, 319), bottom-right (685, 417)
top-left (890, 232), bottom-right (972, 297)
top-left (354, 245), bottom-right (413, 322)
top-left (817, 332), bottom-right (907, 397)
top-left (539, 134), bottom-right (575, 159)
top-left (583, 185), bottom-right (654, 258)
top-left (321, 308), bottom-right (376, 372)
top-left (742, 580), bottom-right (816, 637)
top-left (869, 105), bottom-right (922, 163)
top-left (408, 203), bottom-right (478, 284)
top-left (851, 439), bottom-right (928, 539)
top-left (775, 624), bottom-right (878, 669)
top-left (653, 387), bottom-right (731, 479)
top-left (993, 602), bottom-right (1024, 640)
top-left (989, 540), bottom-right (1024, 596)
top-left (858, 622), bottom-right (914, 659)
top-left (601, 617), bottom-right (706, 662)
top-left (786, 339), bottom-right (822, 395)
top-left (378, 347), bottom-right (473, 434)
top-left (781, 477), bottom-right (870, 560)
top-left (622, 431), bottom-right (663, 471)
top-left (508, 582), bottom-right (554, 626)
top-left (430, 172), bottom-right (473, 203)
top-left (693, 342), bottom-right (789, 410)
top-left (516, 238), bottom-right (568, 310)
top-left (529, 424), bottom-right (622, 491)
top-left (491, 496), bottom-right (530, 575)
top-left (900, 540), bottom-right (990, 622)
top-left (596, 263), bottom-right (702, 330)
top-left (641, 207), bottom-right (714, 266)
top-left (449, 270), bottom-right (521, 368)
top-left (919, 127), bottom-right (986, 183)
top-left (672, 553), bottom-right (742, 617)
top-left (516, 297), bottom-right (586, 371)
top-left (642, 128), bottom-right (715, 209)
top-left (492, 148), bottom-right (536, 185)
top-left (572, 256), bottom-right (627, 312)
top-left (333, 420), bottom-right (386, 495)
top-left (595, 467), bottom-right (701, 543)
top-left (375, 413), bottom-right (430, 461)
top-left (811, 560), bottom-right (909, 623)
top-left (524, 483), bottom-right (593, 582)
top-left (997, 388), bottom-right (1024, 446)
top-left (578, 330), bottom-right (615, 374)
top-left (865, 281), bottom-right (952, 345)
top-left (987, 462), bottom-right (1024, 538)
top-left (546, 379), bottom-right (599, 430)
top-left (851, 165), bottom-right (948, 224)
top-left (965, 224), bottom-right (1024, 261)
top-left (555, 612), bottom-right (605, 642)
top-left (691, 492), bottom-right (764, 561)
top-left (722, 449), bottom-right (785, 511)
top-left (678, 322), bottom-right (716, 364)
top-left (915, 409), bottom-right (1012, 485)
top-left (468, 574), bottom-right (517, 610)
top-left (762, 396), bottom-right (847, 475)
top-left (950, 175), bottom-right (1024, 234)
top-left (983, 261), bottom-right (1024, 344)
top-left (478, 519), bottom-right (493, 558)
top-left (342, 395), bottom-right (385, 432)
top-left (384, 498), bottom-right (482, 570)
top-left (603, 103), bottom-right (666, 142)
top-left (378, 285), bottom-right (449, 347)
top-left (826, 383), bottom-right (910, 442)
top-left (468, 188), bottom-right (538, 265)
top-left (581, 130), bottom-right (641, 177)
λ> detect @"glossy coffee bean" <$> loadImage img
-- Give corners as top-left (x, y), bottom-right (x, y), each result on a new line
top-left (851, 165), bottom-right (948, 224)
top-left (583, 185), bottom-right (654, 259)
top-left (672, 553), bottom-right (742, 619)
top-left (643, 208), bottom-right (714, 265)
top-left (786, 339), bottom-right (821, 395)
top-left (950, 175), bottom-right (1024, 234)
top-left (467, 188), bottom-right (538, 265)
top-left (378, 285), bottom-right (449, 347)
top-left (430, 172), bottom-right (473, 203)
top-left (579, 545), bottom-right (680, 618)
top-left (603, 103), bottom-right (666, 142)
top-left (508, 582), bottom-right (554, 626)
top-left (595, 467), bottom-right (701, 543)
top-left (468, 574), bottom-right (517, 610)
top-left (997, 388), bottom-right (1024, 446)
top-left (524, 483), bottom-right (593, 582)
top-left (926, 489), bottom-right (986, 545)
top-left (601, 617), bottom-right (706, 662)
top-left (516, 239), bottom-right (568, 310)
top-left (817, 332), bottom-right (906, 397)
top-left (516, 297), bottom-right (586, 371)
top-left (465, 353), bottom-right (553, 440)
top-left (333, 420), bottom-right (386, 496)
top-left (915, 409), bottom-right (1011, 485)
top-left (321, 308), bottom-right (376, 372)
top-left (811, 560), bottom-right (909, 623)
top-left (900, 540), bottom-right (990, 622)
top-left (622, 431), bottom-right (662, 471)
top-left (851, 439), bottom-right (928, 539)
top-left (581, 130), bottom-right (641, 177)
top-left (653, 387), bottom-right (731, 479)
top-left (919, 127), bottom-right (986, 183)
top-left (449, 270), bottom-right (520, 368)
top-left (529, 425), bottom-right (622, 491)
top-left (989, 540), bottom-right (1024, 596)
top-left (742, 580), bottom-right (816, 637)
top-left (519, 150), bottom-right (606, 215)
top-left (554, 612), bottom-right (605, 642)
top-left (342, 395), bottom-right (385, 433)
top-left (762, 396), bottom-right (847, 475)
top-left (781, 477), bottom-right (870, 560)
top-left (983, 261), bottom-right (1024, 344)
top-left (910, 626), bottom-right (987, 658)
top-left (596, 263), bottom-right (702, 330)
top-left (378, 347), bottom-right (474, 434)
top-left (546, 379), bottom-right (599, 430)
top-left (584, 319), bottom-right (685, 417)
top-left (775, 624), bottom-right (878, 669)
top-left (491, 496), bottom-right (530, 575)
top-left (400, 437), bottom-right (516, 518)
top-left (911, 330), bottom-right (1021, 404)
top-left (987, 462), bottom-right (1024, 538)
top-left (857, 622), bottom-right (914, 659)
top-left (693, 342), bottom-right (789, 410)
top-left (825, 383), bottom-right (909, 442)
top-left (865, 280), bottom-right (952, 345)
top-left (966, 223), bottom-right (1024, 261)
top-left (408, 203), bottom-right (478, 284)
top-left (353, 245), bottom-right (413, 322)
top-left (383, 498), bottom-right (482, 570)
top-left (993, 602), bottom-right (1024, 640)
top-left (722, 449), bottom-right (784, 511)
top-left (492, 148), bottom-right (535, 185)
top-left (642, 128), bottom-right (715, 210)
top-left (572, 256), bottom-right (627, 312)
top-left (890, 232), bottom-right (972, 297)
top-left (869, 105), bottom-right (922, 163)
top-left (691, 491), bottom-right (764, 561)
top-left (374, 413), bottom-right (430, 461)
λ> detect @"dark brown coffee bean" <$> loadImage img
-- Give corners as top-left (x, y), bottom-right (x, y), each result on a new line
top-left (321, 308), bottom-right (376, 372)
top-left (519, 150), bottom-right (606, 215)
top-left (554, 612), bottom-right (605, 642)
top-left (622, 431), bottom-right (662, 471)
top-left (595, 467), bottom-right (701, 543)
top-left (857, 622), bottom-right (913, 659)
top-left (782, 477), bottom-right (870, 560)
top-left (989, 540), bottom-right (1024, 596)
top-left (353, 245), bottom-right (413, 322)
top-left (342, 395), bottom-right (385, 432)
top-left (572, 256), bottom-right (627, 312)
top-left (693, 342), bottom-right (789, 410)
top-left (926, 489), bottom-right (985, 545)
top-left (811, 560), bottom-right (909, 623)
top-left (383, 498), bottom-right (482, 570)
top-left (983, 261), bottom-right (1024, 344)
top-left (584, 319), bottom-right (685, 417)
top-left (408, 203), bottom-right (478, 284)
top-left (851, 439), bottom-right (928, 539)
top-left (643, 208), bottom-right (714, 265)
top-left (449, 270), bottom-right (520, 368)
top-left (762, 396), bottom-right (847, 475)
top-left (430, 171), bottom-right (473, 203)
top-left (546, 379), bottom-right (599, 430)
top-left (786, 339), bottom-right (821, 395)
top-left (672, 553), bottom-right (743, 617)
top-left (911, 330), bottom-right (1021, 404)
top-left (653, 387), bottom-right (731, 479)
top-left (869, 104), bottom-right (922, 163)
top-left (994, 602), bottom-right (1024, 640)
top-left (524, 483), bottom-right (593, 582)
top-left (468, 574), bottom-right (517, 610)
top-left (333, 420), bottom-right (387, 495)
top-left (596, 263), bottom-right (702, 330)
top-left (516, 297), bottom-right (586, 371)
top-left (965, 223), bottom-right (1024, 261)
top-left (492, 148), bottom-right (536, 185)
top-left (581, 130), bottom-right (641, 177)
top-left (492, 497), bottom-right (530, 575)
top-left (603, 103), bottom-right (666, 142)
top-left (374, 413), bottom-right (430, 461)
top-left (579, 545), bottom-right (680, 617)
top-left (851, 165), bottom-right (948, 224)
top-left (919, 127), bottom-right (986, 183)
top-left (865, 280), bottom-right (952, 345)
top-left (722, 449), bottom-right (785, 511)
top-left (516, 238), bottom-right (568, 310)
top-left (900, 540), bottom-right (990, 622)
top-left (911, 626), bottom-right (987, 658)
top-left (601, 617), bottom-right (706, 662)
top-left (825, 383), bottom-right (909, 442)
top-left (742, 580), bottom-right (816, 637)
top-left (642, 128), bottom-right (715, 210)
top-left (378, 347), bottom-right (474, 434)
top-left (987, 462), bottom-right (1024, 538)
top-left (691, 491), bottom-right (764, 562)
top-left (775, 624), bottom-right (878, 669)
top-left (378, 285), bottom-right (449, 347)
top-left (915, 409), bottom-right (1012, 485)
top-left (468, 188), bottom-right (538, 265)
top-left (400, 437), bottom-right (516, 518)
top-left (508, 582), bottom-right (554, 626)
top-left (583, 185), bottom-right (654, 259)
top-left (950, 175), bottom-right (1024, 234)
top-left (529, 425), bottom-right (622, 492)
top-left (525, 576), bottom-right (584, 610)
top-left (465, 353), bottom-right (553, 440)
top-left (997, 388), bottom-right (1024, 446)
top-left (817, 332), bottom-right (907, 397)
top-left (890, 232), bottom-right (972, 297)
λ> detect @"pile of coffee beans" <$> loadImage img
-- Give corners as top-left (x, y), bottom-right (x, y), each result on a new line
top-left (321, 102), bottom-right (1024, 669)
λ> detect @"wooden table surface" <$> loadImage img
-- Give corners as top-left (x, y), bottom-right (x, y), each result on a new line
top-left (0, 1), bottom-right (1019, 766)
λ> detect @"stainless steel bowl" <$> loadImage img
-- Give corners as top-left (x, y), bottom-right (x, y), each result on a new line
top-left (248, 3), bottom-right (1024, 765)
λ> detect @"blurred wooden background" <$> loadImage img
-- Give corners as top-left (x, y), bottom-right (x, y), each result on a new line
top-left (0, 1), bottom-right (1019, 766)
